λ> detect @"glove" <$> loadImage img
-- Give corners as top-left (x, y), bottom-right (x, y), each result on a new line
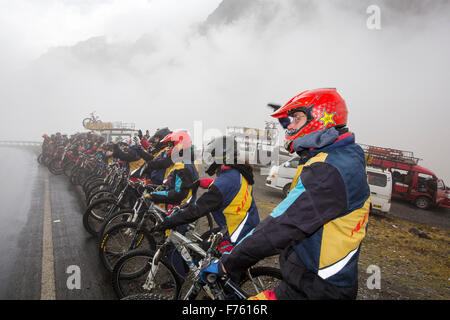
top-left (199, 178), bottom-right (214, 189)
top-left (284, 140), bottom-right (294, 153)
top-left (200, 258), bottom-right (226, 283)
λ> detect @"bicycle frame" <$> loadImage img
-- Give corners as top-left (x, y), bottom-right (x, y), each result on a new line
top-left (143, 224), bottom-right (252, 300)
top-left (142, 228), bottom-right (207, 292)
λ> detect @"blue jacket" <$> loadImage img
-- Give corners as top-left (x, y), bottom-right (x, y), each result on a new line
top-left (211, 167), bottom-right (260, 244)
top-left (156, 166), bottom-right (260, 246)
top-left (151, 161), bottom-right (200, 205)
top-left (222, 132), bottom-right (370, 299)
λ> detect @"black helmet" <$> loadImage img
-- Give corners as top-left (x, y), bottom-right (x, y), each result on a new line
top-left (203, 136), bottom-right (239, 176)
top-left (150, 127), bottom-right (172, 150)
top-left (153, 127), bottom-right (172, 140)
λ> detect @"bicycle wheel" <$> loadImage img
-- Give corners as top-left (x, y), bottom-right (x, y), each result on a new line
top-left (238, 266), bottom-right (282, 297)
top-left (83, 177), bottom-right (106, 194)
top-left (78, 168), bottom-right (93, 187)
top-left (82, 198), bottom-right (123, 236)
top-left (191, 212), bottom-right (215, 236)
top-left (121, 293), bottom-right (170, 300)
top-left (87, 190), bottom-right (116, 206)
top-left (82, 172), bottom-right (103, 187)
top-left (48, 159), bottom-right (64, 175)
top-left (70, 167), bottom-right (82, 185)
top-left (112, 249), bottom-right (180, 300)
top-left (85, 182), bottom-right (110, 200)
top-left (63, 161), bottom-right (75, 177)
top-left (99, 221), bottom-right (156, 272)
top-left (82, 118), bottom-right (92, 128)
top-left (97, 209), bottom-right (153, 239)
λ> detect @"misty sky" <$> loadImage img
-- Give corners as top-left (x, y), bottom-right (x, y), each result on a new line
top-left (0, 0), bottom-right (449, 182)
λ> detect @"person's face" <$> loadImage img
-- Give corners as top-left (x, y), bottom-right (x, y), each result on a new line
top-left (287, 111), bottom-right (308, 131)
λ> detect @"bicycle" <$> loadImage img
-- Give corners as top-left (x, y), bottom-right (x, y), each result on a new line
top-left (84, 162), bottom-right (128, 205)
top-left (82, 111), bottom-right (101, 129)
top-left (99, 194), bottom-right (214, 273)
top-left (111, 224), bottom-right (280, 300)
top-left (82, 175), bottom-right (138, 236)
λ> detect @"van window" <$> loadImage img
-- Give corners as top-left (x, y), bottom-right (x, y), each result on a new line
top-left (368, 171), bottom-right (387, 187)
top-left (288, 158), bottom-right (299, 168)
top-left (418, 173), bottom-right (433, 180)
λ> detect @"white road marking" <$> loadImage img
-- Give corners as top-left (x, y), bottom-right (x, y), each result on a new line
top-left (41, 172), bottom-right (56, 300)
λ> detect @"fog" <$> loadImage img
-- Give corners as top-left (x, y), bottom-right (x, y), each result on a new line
top-left (0, 0), bottom-right (449, 181)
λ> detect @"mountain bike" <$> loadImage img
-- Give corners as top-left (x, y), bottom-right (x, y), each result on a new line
top-left (82, 111), bottom-right (101, 129)
top-left (111, 225), bottom-right (280, 300)
top-left (99, 195), bottom-right (214, 273)
top-left (82, 177), bottom-right (137, 236)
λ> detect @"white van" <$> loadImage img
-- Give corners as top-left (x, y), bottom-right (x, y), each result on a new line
top-left (366, 166), bottom-right (392, 214)
top-left (265, 157), bottom-right (392, 214)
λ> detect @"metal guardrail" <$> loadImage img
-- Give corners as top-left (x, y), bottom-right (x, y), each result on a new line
top-left (0, 141), bottom-right (42, 146)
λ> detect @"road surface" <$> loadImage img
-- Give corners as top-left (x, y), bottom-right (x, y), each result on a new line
top-left (0, 147), bottom-right (115, 300)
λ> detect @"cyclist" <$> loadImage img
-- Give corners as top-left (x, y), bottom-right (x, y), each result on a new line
top-left (109, 137), bottom-right (146, 177)
top-left (153, 135), bottom-right (260, 254)
top-left (146, 130), bottom-right (200, 282)
top-left (202, 88), bottom-right (371, 300)
top-left (147, 130), bottom-right (200, 207)
top-left (135, 127), bottom-right (173, 185)
top-left (41, 134), bottom-right (50, 153)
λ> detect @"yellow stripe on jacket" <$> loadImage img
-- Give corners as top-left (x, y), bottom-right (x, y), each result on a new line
top-left (222, 176), bottom-right (253, 237)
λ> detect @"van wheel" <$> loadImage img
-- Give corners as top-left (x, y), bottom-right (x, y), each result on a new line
top-left (282, 183), bottom-right (291, 198)
top-left (414, 196), bottom-right (431, 210)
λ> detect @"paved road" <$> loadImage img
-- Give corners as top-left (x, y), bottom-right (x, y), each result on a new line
top-left (0, 147), bottom-right (115, 300)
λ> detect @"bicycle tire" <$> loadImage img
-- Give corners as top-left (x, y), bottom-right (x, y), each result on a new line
top-left (85, 181), bottom-right (110, 199)
top-left (82, 118), bottom-right (92, 128)
top-left (63, 161), bottom-right (75, 177)
top-left (97, 209), bottom-right (153, 239)
top-left (238, 266), bottom-right (282, 297)
top-left (37, 153), bottom-right (43, 164)
top-left (121, 293), bottom-right (170, 300)
top-left (87, 190), bottom-right (116, 206)
top-left (192, 212), bottom-right (215, 236)
top-left (82, 198), bottom-right (123, 236)
top-left (48, 159), bottom-right (64, 175)
top-left (78, 167), bottom-right (93, 187)
top-left (99, 221), bottom-right (156, 273)
top-left (43, 155), bottom-right (52, 166)
top-left (70, 167), bottom-right (81, 185)
top-left (112, 249), bottom-right (180, 300)
top-left (83, 176), bottom-right (105, 194)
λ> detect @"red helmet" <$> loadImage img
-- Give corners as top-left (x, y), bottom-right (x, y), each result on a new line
top-left (271, 88), bottom-right (347, 149)
top-left (160, 130), bottom-right (192, 156)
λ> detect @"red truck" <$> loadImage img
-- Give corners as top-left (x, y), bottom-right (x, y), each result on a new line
top-left (361, 144), bottom-right (450, 210)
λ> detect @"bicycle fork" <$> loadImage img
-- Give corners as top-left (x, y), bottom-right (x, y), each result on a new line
top-left (142, 246), bottom-right (164, 291)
